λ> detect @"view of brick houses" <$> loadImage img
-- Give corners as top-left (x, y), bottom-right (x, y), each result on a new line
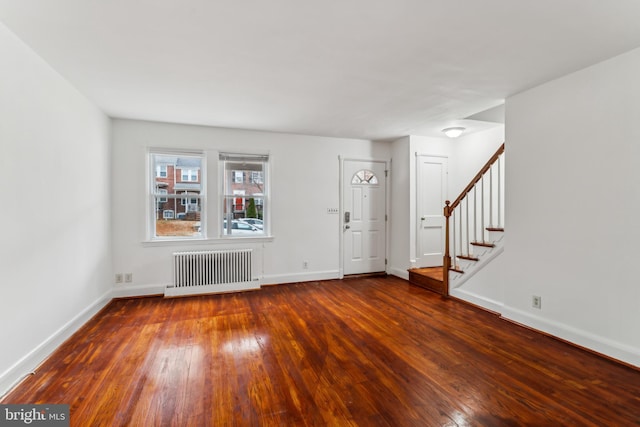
top-left (154, 156), bottom-right (203, 221)
top-left (153, 154), bottom-right (265, 237)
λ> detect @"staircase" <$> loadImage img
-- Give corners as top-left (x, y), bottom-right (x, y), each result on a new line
top-left (409, 143), bottom-right (505, 296)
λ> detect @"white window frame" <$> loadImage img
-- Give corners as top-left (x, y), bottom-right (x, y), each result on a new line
top-left (250, 171), bottom-right (263, 184)
top-left (220, 153), bottom-right (269, 238)
top-left (156, 164), bottom-right (168, 178)
top-left (181, 168), bottom-right (198, 182)
top-left (149, 150), bottom-right (206, 240)
top-left (158, 188), bottom-right (167, 203)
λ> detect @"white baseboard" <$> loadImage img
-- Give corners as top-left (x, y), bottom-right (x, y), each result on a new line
top-left (164, 280), bottom-right (260, 297)
top-left (501, 305), bottom-right (640, 368)
top-left (388, 267), bottom-right (409, 281)
top-left (0, 290), bottom-right (113, 398)
top-left (262, 270), bottom-right (340, 285)
top-left (450, 288), bottom-right (503, 313)
top-left (111, 283), bottom-right (165, 298)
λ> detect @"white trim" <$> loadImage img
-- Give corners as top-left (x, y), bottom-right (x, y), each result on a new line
top-left (0, 291), bottom-right (112, 397)
top-left (388, 267), bottom-right (409, 281)
top-left (148, 149), bottom-right (207, 241)
top-left (262, 270), bottom-right (340, 286)
top-left (141, 236), bottom-right (274, 246)
top-left (501, 305), bottom-right (640, 368)
top-left (338, 156), bottom-right (344, 278)
top-left (165, 281), bottom-right (260, 297)
top-left (219, 152), bottom-right (270, 238)
top-left (111, 283), bottom-right (165, 298)
top-left (450, 288), bottom-right (504, 313)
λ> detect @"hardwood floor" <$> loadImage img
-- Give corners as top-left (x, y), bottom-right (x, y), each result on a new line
top-left (3, 276), bottom-right (640, 426)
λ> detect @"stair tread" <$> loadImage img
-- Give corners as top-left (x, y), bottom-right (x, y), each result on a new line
top-left (471, 241), bottom-right (495, 248)
top-left (486, 227), bottom-right (504, 232)
top-left (408, 267), bottom-right (443, 281)
top-left (457, 255), bottom-right (479, 261)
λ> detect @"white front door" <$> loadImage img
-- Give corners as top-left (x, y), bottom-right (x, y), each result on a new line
top-left (416, 155), bottom-right (448, 267)
top-left (343, 160), bottom-right (387, 275)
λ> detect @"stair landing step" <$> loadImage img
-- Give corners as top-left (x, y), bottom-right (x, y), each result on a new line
top-left (408, 267), bottom-right (444, 294)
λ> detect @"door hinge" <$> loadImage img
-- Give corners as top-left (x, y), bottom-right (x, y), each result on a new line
top-left (385, 170), bottom-right (388, 177)
top-left (385, 258), bottom-right (388, 265)
top-left (385, 214), bottom-right (388, 221)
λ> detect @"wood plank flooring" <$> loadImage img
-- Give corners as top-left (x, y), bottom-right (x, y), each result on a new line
top-left (3, 276), bottom-right (640, 426)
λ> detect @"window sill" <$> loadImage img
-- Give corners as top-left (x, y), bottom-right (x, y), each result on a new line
top-left (142, 235), bottom-right (274, 247)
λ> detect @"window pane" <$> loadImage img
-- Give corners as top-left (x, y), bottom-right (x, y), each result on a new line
top-left (151, 153), bottom-right (204, 239)
top-left (220, 153), bottom-right (267, 237)
top-left (351, 169), bottom-right (378, 185)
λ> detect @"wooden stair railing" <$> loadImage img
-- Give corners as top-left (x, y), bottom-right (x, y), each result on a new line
top-left (443, 143), bottom-right (505, 296)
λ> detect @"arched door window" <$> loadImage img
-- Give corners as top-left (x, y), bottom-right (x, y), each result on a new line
top-left (351, 169), bottom-right (379, 185)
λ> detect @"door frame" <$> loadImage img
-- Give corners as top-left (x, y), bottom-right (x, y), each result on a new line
top-left (414, 153), bottom-right (448, 268)
top-left (339, 156), bottom-right (390, 278)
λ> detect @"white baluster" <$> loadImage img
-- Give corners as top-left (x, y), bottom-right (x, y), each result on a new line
top-left (465, 195), bottom-right (470, 256)
top-left (451, 210), bottom-right (456, 269)
top-left (473, 185), bottom-right (477, 244)
top-left (497, 155), bottom-right (502, 228)
top-left (489, 163), bottom-right (494, 228)
top-left (481, 175), bottom-right (485, 243)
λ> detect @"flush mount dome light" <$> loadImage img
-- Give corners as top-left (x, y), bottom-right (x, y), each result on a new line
top-left (442, 127), bottom-right (465, 138)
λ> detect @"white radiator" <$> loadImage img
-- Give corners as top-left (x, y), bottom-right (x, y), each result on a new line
top-left (165, 249), bottom-right (259, 297)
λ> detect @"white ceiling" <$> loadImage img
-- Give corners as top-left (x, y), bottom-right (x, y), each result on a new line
top-left (2, 1), bottom-right (640, 141)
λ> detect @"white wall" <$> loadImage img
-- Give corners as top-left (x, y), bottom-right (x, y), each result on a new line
top-left (450, 125), bottom-right (505, 198)
top-left (0, 23), bottom-right (112, 394)
top-left (111, 119), bottom-right (391, 294)
top-left (499, 47), bottom-right (640, 366)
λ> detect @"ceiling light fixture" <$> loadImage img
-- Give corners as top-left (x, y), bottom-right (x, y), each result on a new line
top-left (442, 127), bottom-right (465, 138)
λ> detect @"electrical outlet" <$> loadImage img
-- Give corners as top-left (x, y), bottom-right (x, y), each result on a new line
top-left (125, 273), bottom-right (133, 283)
top-left (532, 295), bottom-right (542, 309)
top-left (115, 274), bottom-right (123, 284)
top-left (303, 261), bottom-right (309, 269)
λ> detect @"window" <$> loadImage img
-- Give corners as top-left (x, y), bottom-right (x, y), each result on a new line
top-left (156, 164), bottom-right (168, 178)
top-left (250, 171), bottom-right (263, 184)
top-left (181, 197), bottom-right (198, 206)
top-left (150, 152), bottom-right (204, 239)
top-left (181, 169), bottom-right (198, 182)
top-left (220, 153), bottom-right (268, 236)
top-left (351, 169), bottom-right (379, 185)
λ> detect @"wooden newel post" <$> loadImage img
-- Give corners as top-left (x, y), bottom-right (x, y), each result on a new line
top-left (443, 200), bottom-right (451, 297)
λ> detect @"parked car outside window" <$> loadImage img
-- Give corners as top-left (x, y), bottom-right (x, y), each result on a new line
top-left (222, 220), bottom-right (261, 235)
top-left (238, 218), bottom-right (263, 229)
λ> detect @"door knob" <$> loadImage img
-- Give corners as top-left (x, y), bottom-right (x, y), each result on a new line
top-left (345, 225), bottom-right (351, 230)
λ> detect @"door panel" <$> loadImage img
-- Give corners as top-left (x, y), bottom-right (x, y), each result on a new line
top-left (417, 156), bottom-right (448, 267)
top-left (343, 160), bottom-right (386, 275)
